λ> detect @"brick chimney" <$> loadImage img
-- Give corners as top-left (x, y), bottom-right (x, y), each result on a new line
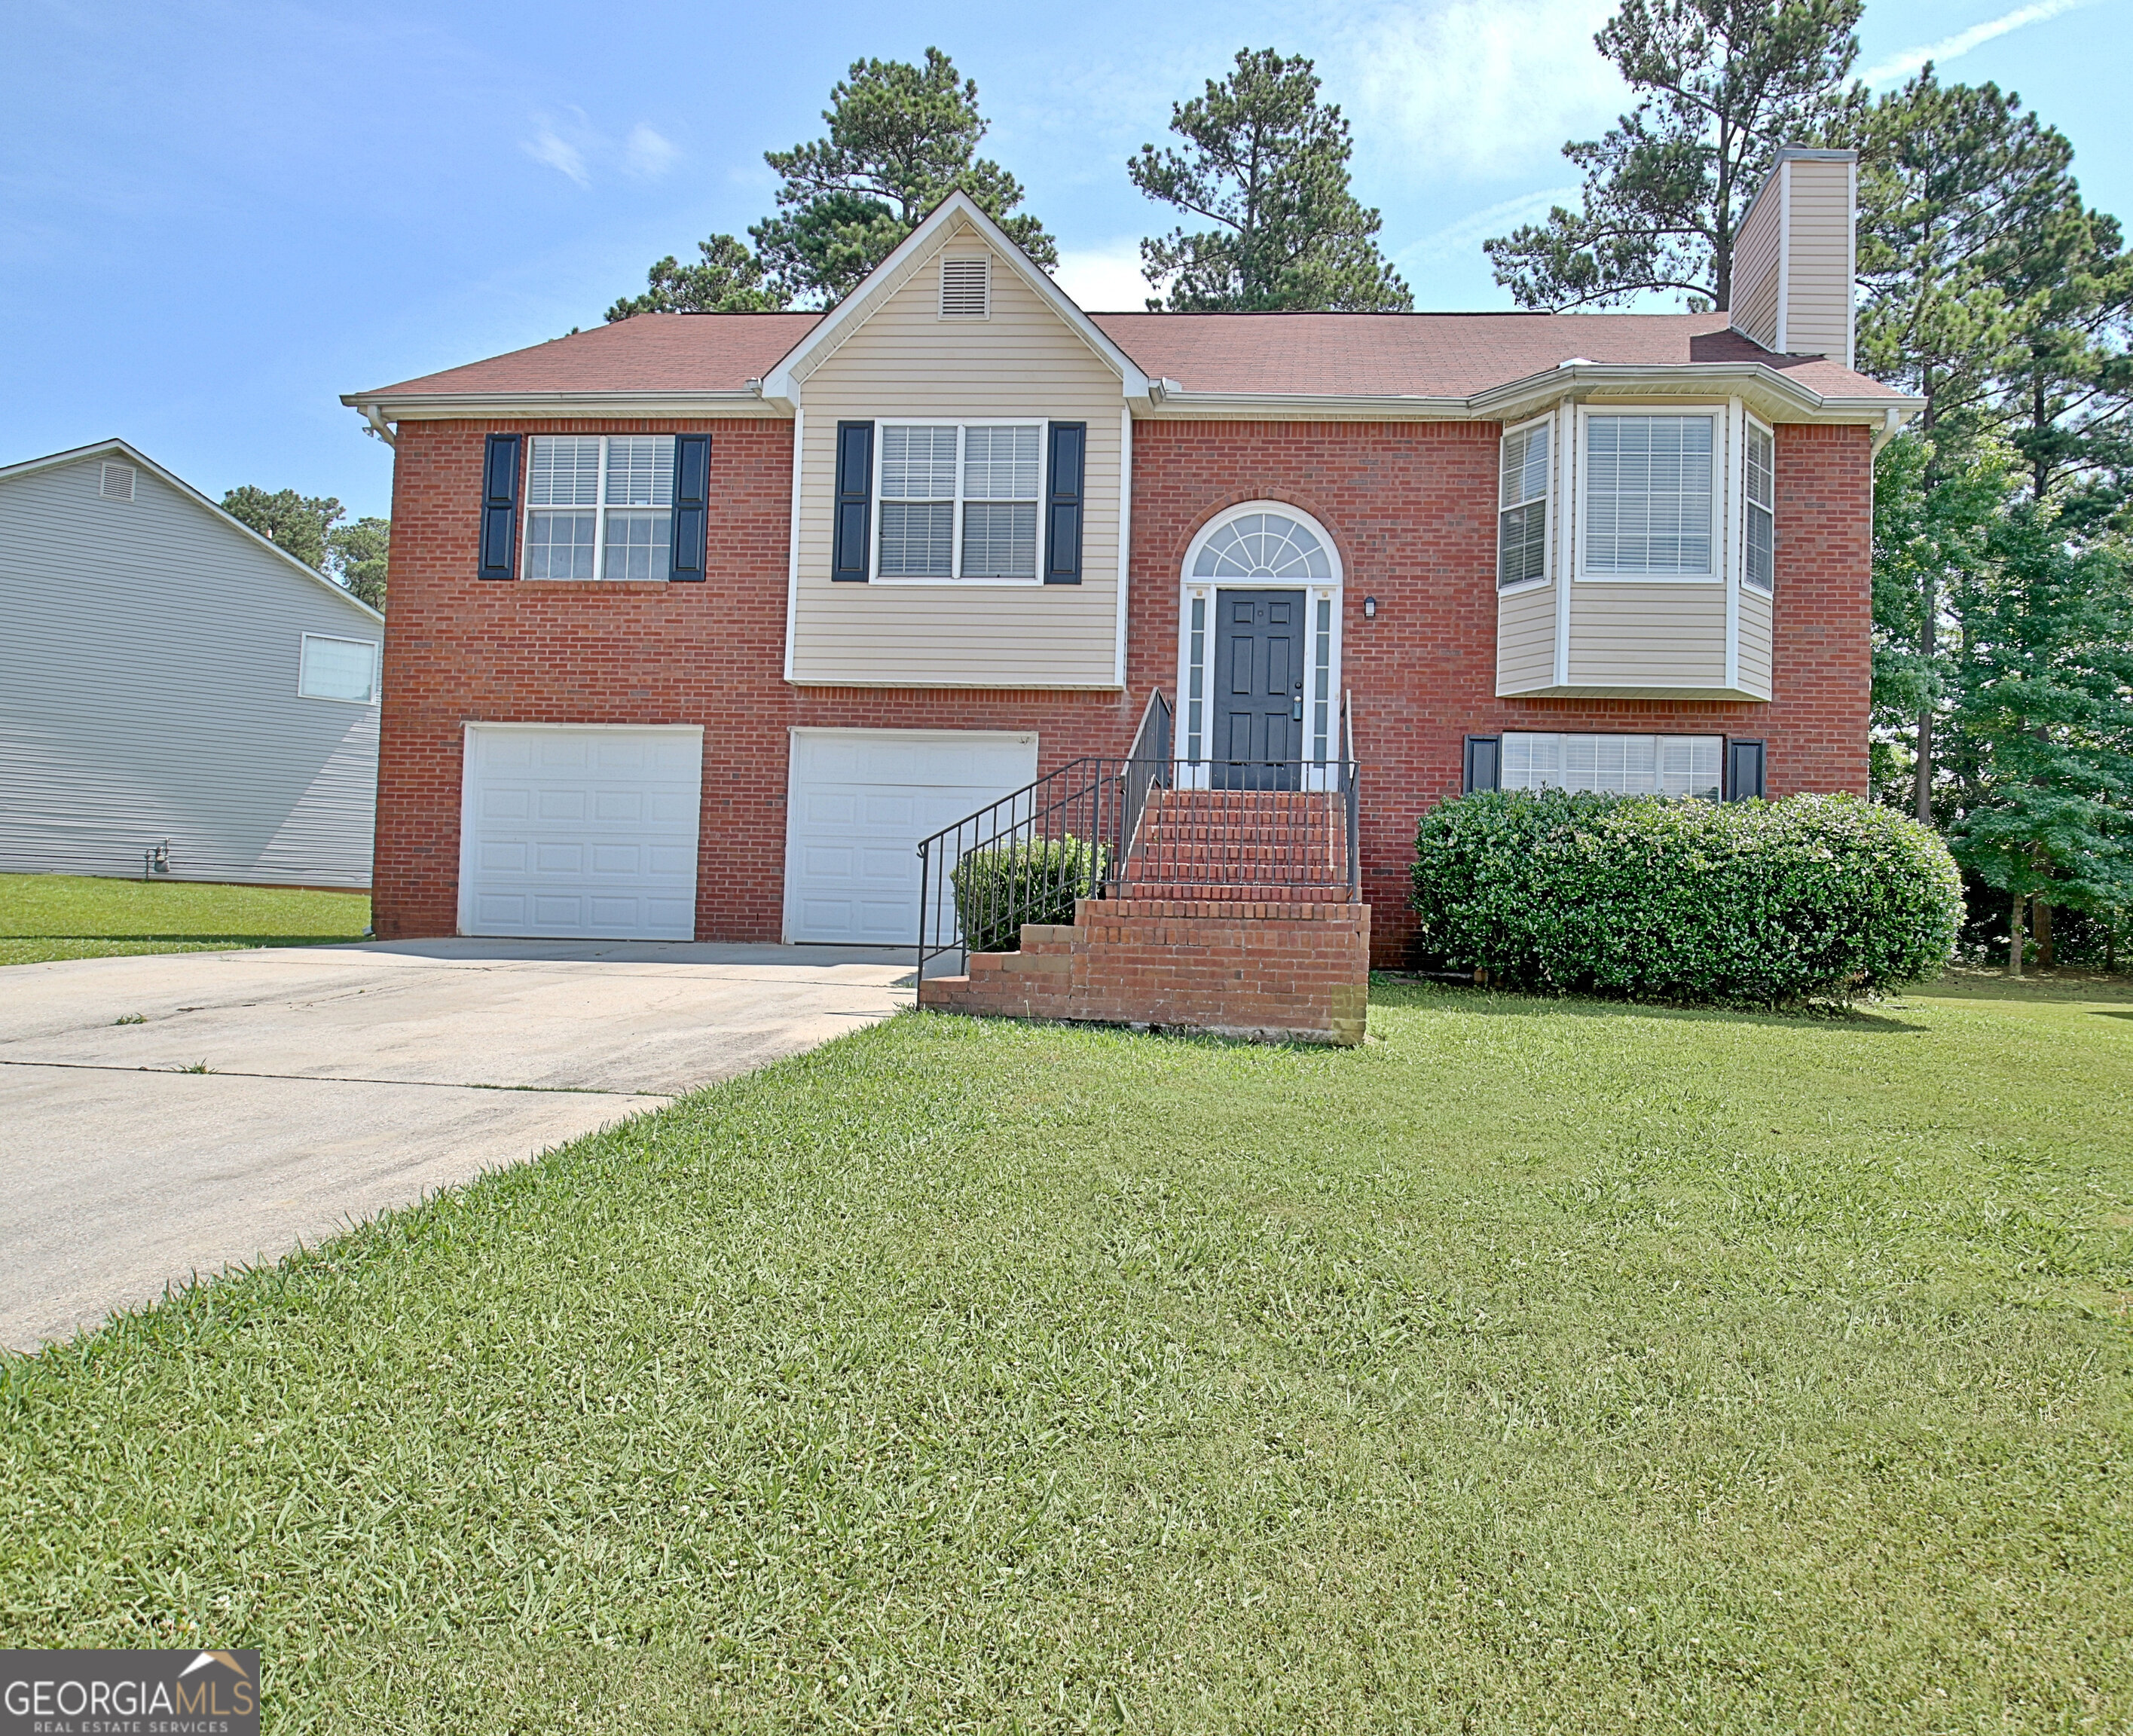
top-left (1730, 146), bottom-right (1857, 367)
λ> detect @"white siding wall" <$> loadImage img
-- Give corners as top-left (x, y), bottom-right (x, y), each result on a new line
top-left (1496, 582), bottom-right (1557, 693)
top-left (789, 223), bottom-right (1124, 687)
top-left (0, 456), bottom-right (380, 886)
top-left (1783, 157), bottom-right (1855, 365)
top-left (1732, 180), bottom-right (1783, 352)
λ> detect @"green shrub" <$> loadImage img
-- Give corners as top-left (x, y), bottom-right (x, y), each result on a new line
top-left (950, 835), bottom-right (1109, 954)
top-left (1410, 791), bottom-right (1963, 1006)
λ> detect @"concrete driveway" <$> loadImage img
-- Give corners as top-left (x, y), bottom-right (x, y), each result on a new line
top-left (0, 939), bottom-right (914, 1352)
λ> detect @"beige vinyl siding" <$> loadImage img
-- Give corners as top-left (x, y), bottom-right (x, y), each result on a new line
top-left (790, 224), bottom-right (1123, 687)
top-left (1568, 582), bottom-right (1728, 688)
top-left (1732, 185), bottom-right (1783, 351)
top-left (1496, 580), bottom-right (1557, 693)
top-left (1738, 582), bottom-right (1774, 698)
top-left (0, 456), bottom-right (380, 885)
top-left (1783, 157), bottom-right (1854, 363)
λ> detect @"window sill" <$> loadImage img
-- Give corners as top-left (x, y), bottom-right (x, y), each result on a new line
top-left (516, 578), bottom-right (685, 588)
top-left (1496, 576), bottom-right (1551, 595)
top-left (1572, 573), bottom-right (1724, 585)
top-left (867, 576), bottom-right (1047, 588)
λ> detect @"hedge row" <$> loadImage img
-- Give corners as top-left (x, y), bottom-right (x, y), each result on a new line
top-left (1410, 791), bottom-right (1963, 1006)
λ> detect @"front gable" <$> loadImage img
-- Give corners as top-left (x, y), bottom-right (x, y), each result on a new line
top-left (781, 201), bottom-right (1132, 689)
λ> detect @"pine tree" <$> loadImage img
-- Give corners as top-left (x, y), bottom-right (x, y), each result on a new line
top-left (750, 49), bottom-right (1054, 307)
top-left (607, 234), bottom-right (783, 321)
top-left (1853, 69), bottom-right (2133, 818)
top-left (1485, 0), bottom-right (1865, 311)
top-left (1129, 48), bottom-right (1410, 313)
top-left (1944, 503), bottom-right (2133, 973)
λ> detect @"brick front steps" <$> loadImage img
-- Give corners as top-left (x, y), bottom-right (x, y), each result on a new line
top-left (918, 897), bottom-right (1371, 1046)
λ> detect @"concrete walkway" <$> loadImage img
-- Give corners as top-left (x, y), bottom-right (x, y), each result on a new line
top-left (0, 939), bottom-right (915, 1352)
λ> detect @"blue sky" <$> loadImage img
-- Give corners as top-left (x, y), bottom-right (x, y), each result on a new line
top-left (4, 0), bottom-right (2126, 521)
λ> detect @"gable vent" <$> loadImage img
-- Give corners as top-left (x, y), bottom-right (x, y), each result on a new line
top-left (940, 255), bottom-right (990, 319)
top-left (99, 461), bottom-right (136, 501)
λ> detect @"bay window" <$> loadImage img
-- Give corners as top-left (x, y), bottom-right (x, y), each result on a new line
top-left (1581, 412), bottom-right (1716, 578)
top-left (1498, 420), bottom-right (1550, 587)
top-left (1745, 419), bottom-right (1775, 593)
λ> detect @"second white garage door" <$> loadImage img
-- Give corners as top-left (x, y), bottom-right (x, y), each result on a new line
top-left (459, 725), bottom-right (702, 940)
top-left (784, 729), bottom-right (1038, 944)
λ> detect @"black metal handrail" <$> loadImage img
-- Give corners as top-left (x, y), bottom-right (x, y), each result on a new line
top-left (913, 689), bottom-right (1362, 977)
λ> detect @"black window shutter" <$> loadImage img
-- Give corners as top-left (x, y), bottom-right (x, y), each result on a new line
top-left (1045, 421), bottom-right (1085, 584)
top-left (831, 421), bottom-right (873, 581)
top-left (478, 433), bottom-right (522, 580)
top-left (668, 433), bottom-right (710, 581)
top-left (1463, 735), bottom-right (1502, 793)
top-left (1726, 739), bottom-right (1767, 801)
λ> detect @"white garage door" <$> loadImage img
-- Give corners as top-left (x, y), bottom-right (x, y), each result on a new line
top-left (459, 725), bottom-right (702, 940)
top-left (784, 729), bottom-right (1038, 944)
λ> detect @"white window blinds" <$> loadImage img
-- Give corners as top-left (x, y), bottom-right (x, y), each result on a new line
top-left (875, 423), bottom-right (1041, 579)
top-left (1744, 422), bottom-right (1775, 593)
top-left (524, 435), bottom-right (674, 580)
top-left (1498, 423), bottom-right (1549, 587)
top-left (1502, 732), bottom-right (1722, 799)
top-left (1584, 414), bottom-right (1715, 576)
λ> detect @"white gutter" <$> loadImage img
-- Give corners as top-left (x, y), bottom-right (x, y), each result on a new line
top-left (338, 389), bottom-right (783, 422)
top-left (1138, 360), bottom-right (1920, 426)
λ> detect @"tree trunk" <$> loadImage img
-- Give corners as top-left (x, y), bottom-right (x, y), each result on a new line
top-left (2008, 890), bottom-right (2025, 978)
top-left (1915, 572), bottom-right (1937, 824)
top-left (2034, 898), bottom-right (2054, 970)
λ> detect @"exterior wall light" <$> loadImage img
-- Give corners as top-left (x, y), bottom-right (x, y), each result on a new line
top-left (1362, 596), bottom-right (1378, 619)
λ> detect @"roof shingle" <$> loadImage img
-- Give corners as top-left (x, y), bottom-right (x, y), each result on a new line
top-left (353, 307), bottom-right (1903, 405)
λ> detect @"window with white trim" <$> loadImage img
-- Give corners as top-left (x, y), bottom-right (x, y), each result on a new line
top-left (298, 633), bottom-right (378, 703)
top-left (1502, 732), bottom-right (1722, 799)
top-left (1583, 412), bottom-right (1717, 577)
top-left (524, 434), bottom-right (674, 580)
top-left (876, 422), bottom-right (1041, 579)
top-left (1498, 421), bottom-right (1549, 587)
top-left (1744, 420), bottom-right (1775, 593)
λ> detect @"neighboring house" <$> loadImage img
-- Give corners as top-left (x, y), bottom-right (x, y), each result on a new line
top-left (343, 148), bottom-right (1917, 967)
top-left (0, 439), bottom-right (382, 888)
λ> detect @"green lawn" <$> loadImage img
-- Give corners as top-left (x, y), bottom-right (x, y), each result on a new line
top-left (0, 873), bottom-right (371, 966)
top-left (3, 978), bottom-right (2129, 1730)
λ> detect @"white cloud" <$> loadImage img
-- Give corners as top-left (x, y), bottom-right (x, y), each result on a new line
top-left (1055, 239), bottom-right (1153, 310)
top-left (624, 124), bottom-right (679, 179)
top-left (1861, 0), bottom-right (2096, 86)
top-left (1400, 185), bottom-right (1579, 266)
top-left (521, 114), bottom-right (683, 187)
top-left (1332, 0), bottom-right (1626, 181)
top-left (521, 122), bottom-right (588, 187)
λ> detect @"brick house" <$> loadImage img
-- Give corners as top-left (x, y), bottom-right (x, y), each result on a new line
top-left (344, 148), bottom-right (1916, 1023)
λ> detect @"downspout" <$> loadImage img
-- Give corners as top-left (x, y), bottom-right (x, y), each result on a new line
top-left (361, 404), bottom-right (397, 448)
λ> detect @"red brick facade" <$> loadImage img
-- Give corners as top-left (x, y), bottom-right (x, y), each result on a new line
top-left (921, 900), bottom-right (1371, 1044)
top-left (371, 414), bottom-right (1871, 967)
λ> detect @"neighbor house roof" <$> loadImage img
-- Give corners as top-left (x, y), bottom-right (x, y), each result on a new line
top-left (0, 438), bottom-right (383, 622)
top-left (346, 301), bottom-right (1911, 422)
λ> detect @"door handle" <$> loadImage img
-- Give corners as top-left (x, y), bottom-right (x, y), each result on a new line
top-left (1291, 696), bottom-right (1304, 723)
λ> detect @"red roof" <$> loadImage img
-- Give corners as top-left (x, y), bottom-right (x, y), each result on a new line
top-left (1088, 310), bottom-right (1900, 401)
top-left (360, 312), bottom-right (824, 397)
top-left (355, 307), bottom-right (1901, 405)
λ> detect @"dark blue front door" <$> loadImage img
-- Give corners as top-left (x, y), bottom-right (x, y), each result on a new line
top-left (1212, 588), bottom-right (1304, 790)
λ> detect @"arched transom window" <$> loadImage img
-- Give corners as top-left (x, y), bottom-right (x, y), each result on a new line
top-left (1178, 503), bottom-right (1344, 779)
top-left (1190, 511), bottom-right (1334, 580)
